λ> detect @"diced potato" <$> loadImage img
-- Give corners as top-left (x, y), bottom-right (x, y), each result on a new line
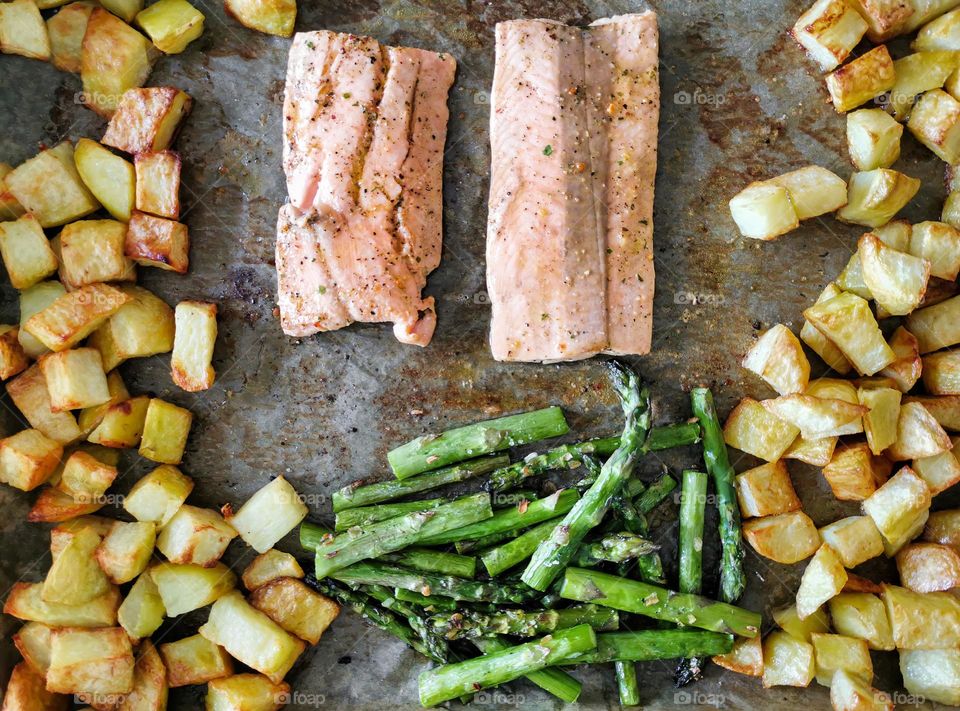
top-left (0, 428), bottom-right (63, 491)
top-left (863, 466), bottom-right (932, 555)
top-left (805, 379), bottom-right (864, 437)
top-left (723, 397), bottom-right (800, 462)
top-left (743, 510), bottom-right (821, 564)
top-left (829, 593), bottom-right (894, 650)
top-left (859, 388), bottom-right (901, 456)
top-left (42, 525), bottom-right (112, 605)
top-left (7, 365), bottom-right (82, 444)
top-left (156, 504), bottom-right (237, 566)
top-left (134, 150), bottom-right (180, 218)
top-left (888, 50), bottom-right (959, 119)
top-left (86, 321), bottom-right (125, 372)
top-left (223, 475), bottom-right (309, 553)
top-left (773, 603), bottom-right (831, 642)
top-left (172, 300), bottom-right (217, 391)
top-left (249, 577), bottom-right (340, 644)
top-left (151, 561), bottom-right (237, 616)
top-left (199, 591), bottom-right (305, 684)
top-left (903, 0), bottom-right (960, 34)
top-left (224, 0), bottom-right (295, 37)
top-left (908, 221), bottom-right (960, 282)
top-left (73, 138), bottom-right (136, 222)
top-left (117, 570), bottom-right (165, 640)
top-left (103, 285), bottom-right (176, 362)
top-left (49, 513), bottom-right (113, 556)
top-left (4, 581), bottom-right (119, 627)
top-left (803, 292), bottom-right (895, 375)
top-left (944, 189), bottom-right (960, 228)
top-left (78, 371), bottom-right (128, 437)
top-left (206, 674), bottom-right (290, 711)
top-left (0, 162), bottom-right (24, 221)
top-left (13, 621), bottom-right (54, 675)
top-left (96, 520), bottom-right (155, 584)
top-left (887, 401), bottom-right (952, 460)
top-left (138, 397), bottom-right (192, 464)
top-left (28, 485), bottom-right (104, 522)
top-left (905, 395), bottom-right (960, 430)
top-left (124, 210), bottom-right (190, 273)
top-left (877, 327), bottom-right (921, 394)
top-left (830, 669), bottom-right (893, 711)
top-left (39, 348), bottom-right (110, 413)
top-left (762, 394), bottom-right (866, 440)
top-left (18, 281), bottom-right (67, 359)
top-left (882, 583), bottom-right (960, 648)
top-left (785, 433), bottom-right (838, 466)
top-left (112, 638), bottom-right (167, 711)
top-left (906, 294), bottom-right (960, 353)
top-left (801, 283), bottom-right (854, 374)
top-left (81, 9), bottom-right (158, 118)
top-left (741, 323), bottom-right (810, 396)
top-left (0, 0), bottom-right (51, 60)
top-left (768, 166), bottom-right (848, 220)
top-left (762, 630), bottom-right (815, 688)
top-left (922, 349), bottom-right (960, 394)
top-left (88, 394), bottom-right (150, 448)
top-left (58, 449), bottom-right (117, 502)
top-left (825, 45), bottom-right (896, 113)
top-left (729, 182), bottom-right (800, 240)
top-left (47, 626), bottom-right (134, 696)
top-left (923, 507), bottom-right (960, 545)
top-left (242, 550), bottom-right (305, 591)
top-left (846, 109), bottom-right (902, 170)
top-left (3, 661), bottom-right (69, 711)
top-left (123, 463), bottom-right (193, 525)
top-left (797, 544), bottom-right (847, 619)
top-left (47, 1), bottom-right (94, 72)
top-left (908, 88), bottom-right (960, 163)
top-left (711, 634), bottom-right (763, 677)
top-left (837, 169), bottom-right (922, 230)
top-left (811, 633), bottom-right (872, 688)
top-left (0, 213), bottom-right (59, 290)
top-left (819, 516), bottom-right (884, 568)
top-left (58, 219), bottom-right (134, 288)
top-left (899, 649), bottom-right (960, 706)
top-left (912, 442), bottom-right (960, 493)
top-left (895, 542), bottom-right (960, 592)
top-left (858, 233), bottom-right (930, 316)
top-left (102, 86), bottom-right (192, 154)
top-left (135, 0), bottom-right (204, 53)
top-left (914, 5), bottom-right (960, 49)
top-left (0, 326), bottom-right (29, 381)
top-left (159, 634), bottom-right (234, 687)
top-left (735, 460), bottom-right (801, 518)
top-left (792, 0), bottom-right (869, 71)
top-left (25, 283), bottom-right (132, 353)
top-left (5, 143), bottom-right (99, 228)
top-left (846, 0), bottom-right (914, 41)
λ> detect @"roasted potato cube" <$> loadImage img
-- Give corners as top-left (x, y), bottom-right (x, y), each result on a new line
top-left (811, 633), bottom-right (872, 688)
top-left (825, 45), bottom-right (896, 113)
top-left (711, 634), bottom-right (763, 677)
top-left (73, 138), bottom-right (136, 222)
top-left (0, 163), bottom-right (25, 221)
top-left (0, 428), bottom-right (62, 491)
top-left (4, 581), bottom-right (119, 627)
top-left (743, 510), bottom-right (821, 564)
top-left (912, 442), bottom-right (960, 493)
top-left (859, 387), bottom-right (901, 455)
top-left (899, 649), bottom-right (960, 706)
top-left (922, 349), bottom-right (960, 394)
top-left (803, 292), bottom-right (895, 375)
top-left (138, 397), bottom-right (192, 464)
top-left (914, 5), bottom-right (960, 48)
top-left (224, 0), bottom-right (295, 37)
top-left (102, 86), bottom-right (192, 154)
top-left (888, 50), bottom-right (959, 119)
top-left (846, 0), bottom-right (914, 41)
top-left (172, 300), bottom-right (217, 391)
top-left (785, 433), bottom-right (838, 466)
top-left (27, 485), bottom-right (103, 522)
top-left (728, 181), bottom-right (799, 240)
top-left (895, 542), bottom-right (960, 592)
top-left (58, 449), bottom-right (117, 502)
top-left (0, 213), bottom-right (58, 289)
top-left (223, 475), bottom-right (308, 553)
top-left (151, 561), bottom-right (237, 616)
top-left (123, 463), bottom-right (193, 525)
top-left (242, 549), bottom-right (304, 591)
top-left (47, 626), bottom-right (134, 697)
top-left (883, 583), bottom-right (960, 648)
top-left (80, 9), bottom-right (158, 118)
top-left (4, 142), bottom-right (99, 228)
top-left (877, 326), bottom-right (921, 393)
top-left (135, 0), bottom-right (204, 53)
top-left (18, 281), bottom-right (66, 359)
top-left (87, 394), bottom-right (149, 448)
top-left (107, 638), bottom-right (167, 711)
top-left (7, 365), bottom-right (82, 444)
top-left (828, 593), bottom-right (894, 651)
top-left (77, 371), bottom-right (128, 437)
top-left (805, 379), bottom-right (863, 434)
top-left (156, 504), bottom-right (237, 566)
top-left (858, 233), bottom-right (930, 316)
top-left (249, 577), bottom-right (340, 644)
top-left (47, 1), bottom-right (95, 72)
top-left (762, 630), bottom-right (815, 688)
top-left (902, 0), bottom-right (960, 34)
top-left (58, 219), bottom-right (134, 288)
top-left (159, 633), bottom-right (234, 687)
top-left (40, 348), bottom-right (110, 413)
top-left (25, 283), bottom-right (132, 353)
top-left (49, 513), bottom-right (113, 556)
top-left (723, 397), bottom-right (800, 462)
top-left (741, 324), bottom-right (809, 395)
top-left (100, 286), bottom-right (176, 362)
top-left (922, 507), bottom-right (960, 545)
top-left (796, 544), bottom-right (847, 619)
top-left (3, 661), bottom-right (69, 711)
top-left (944, 189), bottom-right (960, 228)
top-left (791, 0), bottom-right (869, 71)
top-left (206, 674), bottom-right (290, 711)
top-left (801, 283), bottom-right (854, 374)
top-left (763, 394), bottom-right (866, 440)
top-left (124, 210), bottom-right (189, 273)
top-left (0, 0), bottom-right (51, 60)
top-left (770, 166), bottom-right (848, 220)
top-left (117, 570), bottom-right (165, 640)
top-left (908, 220), bottom-right (960, 283)
top-left (830, 669), bottom-right (893, 711)
top-left (14, 621), bottom-right (54, 675)
top-left (837, 169), bottom-right (921, 229)
top-left (773, 603), bottom-right (831, 642)
top-left (819, 516), bottom-right (884, 568)
top-left (888, 401), bottom-right (952, 460)
top-left (42, 525), bottom-right (112, 605)
top-left (908, 88), bottom-right (960, 163)
top-left (863, 466), bottom-right (932, 555)
top-left (906, 294), bottom-right (960, 353)
top-left (735, 460), bottom-right (801, 518)
top-left (86, 321), bottom-right (125, 372)
top-left (199, 591), bottom-right (305, 684)
top-left (134, 150), bottom-right (180, 218)
top-left (96, 520), bottom-right (155, 584)
top-left (846, 108), bottom-right (903, 170)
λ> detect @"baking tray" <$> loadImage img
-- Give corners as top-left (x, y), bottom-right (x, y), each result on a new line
top-left (1, 0), bottom-right (956, 708)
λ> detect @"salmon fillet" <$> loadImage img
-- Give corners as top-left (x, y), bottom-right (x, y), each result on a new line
top-left (277, 31), bottom-right (456, 345)
top-left (486, 13), bottom-right (660, 362)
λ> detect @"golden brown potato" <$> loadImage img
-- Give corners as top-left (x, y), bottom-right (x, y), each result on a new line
top-left (39, 347), bottom-right (110, 413)
top-left (877, 326), bottom-right (921, 393)
top-left (24, 283), bottom-right (132, 353)
top-left (846, 0), bottom-right (913, 41)
top-left (0, 428), bottom-right (62, 491)
top-left (49, 513), bottom-right (114, 557)
top-left (139, 397), bottom-right (192, 464)
top-left (105, 639), bottom-right (168, 711)
top-left (134, 150), bottom-right (181, 218)
top-left (882, 583), bottom-right (960, 648)
top-left (762, 630), bottom-right (815, 688)
top-left (13, 621), bottom-right (54, 675)
top-left (822, 442), bottom-right (888, 501)
top-left (784, 433), bottom-right (838, 466)
top-left (0, 213), bottom-right (59, 290)
top-left (224, 0), bottom-right (296, 37)
top-left (723, 397), bottom-right (800, 462)
top-left (908, 88), bottom-right (960, 163)
top-left (810, 633), bottom-right (872, 688)
top-left (796, 544), bottom-right (847, 620)
top-left (859, 233), bottom-right (930, 316)
top-left (28, 485), bottom-right (103, 522)
top-left (123, 463), bottom-right (193, 525)
top-left (846, 108), bottom-right (903, 170)
top-left (2, 143), bottom-right (99, 228)
top-left (922, 507), bottom-right (960, 546)
top-left (249, 577), bottom-right (340, 644)
top-left (124, 210), bottom-right (190, 273)
top-left (912, 442), bottom-right (960, 494)
top-left (97, 286), bottom-right (175, 363)
top-left (728, 182), bottom-right (800, 241)
top-left (0, 162), bottom-right (25, 221)
top-left (887, 401), bottom-right (952, 460)
top-left (47, 626), bottom-right (135, 697)
top-left (819, 516), bottom-right (884, 568)
top-left (922, 349), bottom-right (960, 394)
top-left (0, 0), bottom-right (52, 60)
top-left (863, 466), bottom-right (932, 555)
top-left (909, 220), bottom-right (960, 281)
top-left (117, 570), bottom-right (165, 640)
top-left (828, 592), bottom-right (895, 651)
top-left (102, 86), bottom-right (192, 154)
top-left (906, 294), bottom-right (960, 353)
top-left (791, 0), bottom-right (869, 71)
top-left (899, 649), bottom-right (960, 706)
top-left (42, 525), bottom-right (112, 605)
top-left (87, 394), bottom-right (150, 448)
top-left (803, 292), bottom-right (895, 376)
top-left (242, 549), bottom-right (304, 591)
top-left (859, 386), bottom-right (901, 455)
top-left (825, 44), bottom-right (896, 112)
top-left (47, 1), bottom-right (95, 72)
top-left (711, 634), bottom-right (762, 677)
top-left (206, 674), bottom-right (290, 711)
top-left (96, 520), bottom-right (156, 584)
top-left (159, 633), bottom-right (234, 687)
top-left (135, 0), bottom-right (205, 53)
top-left (830, 668), bottom-right (893, 711)
top-left (172, 300), bottom-right (217, 391)
top-left (735, 460), bottom-right (801, 518)
top-left (763, 394), bottom-right (866, 440)
top-left (895, 542), bottom-right (960, 593)
top-left (58, 449), bottom-right (117, 503)
top-left (58, 220), bottom-right (135, 288)
top-left (773, 603), bottom-right (830, 645)
top-left (743, 510), bottom-right (821, 564)
top-left (73, 138), bottom-right (136, 223)
top-left (156, 504), bottom-right (237, 566)
top-left (223, 475), bottom-right (308, 554)
top-left (837, 169), bottom-right (922, 230)
top-left (741, 324), bottom-right (810, 395)
top-left (6, 364), bottom-right (82, 445)
top-left (151, 561), bottom-right (237, 616)
top-left (3, 582), bottom-right (119, 627)
top-left (904, 394), bottom-right (960, 430)
top-left (2, 661), bottom-right (69, 711)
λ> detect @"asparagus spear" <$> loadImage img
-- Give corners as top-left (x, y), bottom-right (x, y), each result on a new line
top-left (562, 629), bottom-right (735, 664)
top-left (382, 547), bottom-right (477, 579)
top-left (334, 498), bottom-right (444, 531)
top-left (365, 585), bottom-right (450, 663)
top-left (428, 604), bottom-right (618, 640)
top-left (571, 532), bottom-right (659, 568)
top-left (388, 406), bottom-right (570, 480)
top-left (331, 561), bottom-right (540, 605)
top-left (418, 624), bottom-right (597, 707)
top-left (611, 494), bottom-right (665, 584)
top-left (522, 362), bottom-right (650, 591)
top-left (675, 469), bottom-right (709, 687)
top-left (633, 473), bottom-right (678, 514)
top-left (393, 587), bottom-right (458, 612)
top-left (691, 387), bottom-right (746, 604)
top-left (332, 454), bottom-right (509, 512)
top-left (559, 567), bottom-right (761, 637)
top-left (473, 636), bottom-right (582, 703)
top-left (616, 662), bottom-right (641, 706)
top-left (479, 518), bottom-right (560, 577)
top-left (310, 493), bottom-right (492, 579)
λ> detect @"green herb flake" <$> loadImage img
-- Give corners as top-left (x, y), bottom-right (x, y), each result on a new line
top-left (318, 286), bottom-right (327, 295)
top-left (543, 145), bottom-right (553, 156)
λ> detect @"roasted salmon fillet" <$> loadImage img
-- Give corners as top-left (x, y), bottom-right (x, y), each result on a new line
top-left (486, 13), bottom-right (660, 362)
top-left (276, 31), bottom-right (456, 346)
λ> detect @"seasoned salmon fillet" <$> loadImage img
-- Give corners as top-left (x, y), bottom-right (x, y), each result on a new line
top-left (486, 13), bottom-right (660, 362)
top-left (277, 31), bottom-right (456, 345)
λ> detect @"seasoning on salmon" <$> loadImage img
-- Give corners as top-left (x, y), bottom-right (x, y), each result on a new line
top-left (276, 31), bottom-right (456, 346)
top-left (486, 13), bottom-right (660, 362)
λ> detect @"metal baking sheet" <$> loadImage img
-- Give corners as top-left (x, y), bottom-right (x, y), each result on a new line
top-left (1, 0), bottom-right (956, 708)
